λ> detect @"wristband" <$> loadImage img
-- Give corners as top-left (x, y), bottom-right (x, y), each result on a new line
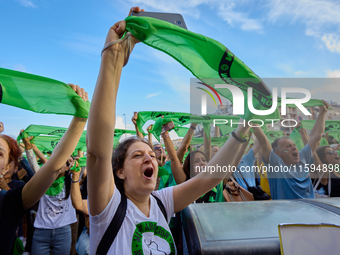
top-left (190, 125), bottom-right (196, 130)
top-left (231, 131), bottom-right (247, 143)
top-left (71, 174), bottom-right (81, 183)
top-left (235, 129), bottom-right (249, 141)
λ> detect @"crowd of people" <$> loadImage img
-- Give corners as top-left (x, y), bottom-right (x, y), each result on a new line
top-left (1, 6), bottom-right (339, 255)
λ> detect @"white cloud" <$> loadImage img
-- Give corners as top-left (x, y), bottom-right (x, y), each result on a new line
top-left (218, 2), bottom-right (263, 32)
top-left (126, 0), bottom-right (263, 32)
top-left (266, 0), bottom-right (340, 54)
top-left (294, 70), bottom-right (315, 77)
top-left (322, 33), bottom-right (340, 53)
top-left (16, 0), bottom-right (36, 8)
top-left (145, 92), bottom-right (161, 98)
top-left (13, 64), bottom-right (27, 72)
top-left (327, 70), bottom-right (340, 77)
top-left (150, 49), bottom-right (191, 99)
top-left (126, 0), bottom-right (210, 18)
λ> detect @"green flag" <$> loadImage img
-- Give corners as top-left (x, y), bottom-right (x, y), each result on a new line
top-left (191, 137), bottom-right (229, 148)
top-left (289, 129), bottom-right (305, 151)
top-left (264, 130), bottom-right (285, 144)
top-left (125, 16), bottom-right (280, 121)
top-left (0, 68), bottom-right (90, 118)
top-left (113, 129), bottom-right (146, 147)
top-left (136, 111), bottom-right (191, 133)
top-left (301, 120), bottom-right (340, 132)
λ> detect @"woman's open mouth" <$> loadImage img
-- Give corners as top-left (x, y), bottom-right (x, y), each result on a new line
top-left (143, 166), bottom-right (154, 180)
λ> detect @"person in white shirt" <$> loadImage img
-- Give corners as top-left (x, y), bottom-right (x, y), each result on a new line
top-left (86, 6), bottom-right (251, 255)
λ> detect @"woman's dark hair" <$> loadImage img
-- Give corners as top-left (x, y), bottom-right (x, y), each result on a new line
top-left (111, 137), bottom-right (152, 193)
top-left (0, 134), bottom-right (21, 168)
top-left (182, 150), bottom-right (207, 180)
top-left (64, 168), bottom-right (71, 200)
top-left (316, 146), bottom-right (331, 164)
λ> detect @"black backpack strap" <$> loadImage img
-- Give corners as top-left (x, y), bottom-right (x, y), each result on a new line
top-left (151, 193), bottom-right (168, 221)
top-left (96, 192), bottom-right (127, 255)
top-left (236, 167), bottom-right (250, 189)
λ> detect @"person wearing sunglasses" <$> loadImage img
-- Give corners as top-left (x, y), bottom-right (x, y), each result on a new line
top-left (316, 146), bottom-right (340, 197)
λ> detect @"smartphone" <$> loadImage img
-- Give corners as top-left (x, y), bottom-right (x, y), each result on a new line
top-left (131, 11), bottom-right (187, 29)
top-left (161, 121), bottom-right (175, 134)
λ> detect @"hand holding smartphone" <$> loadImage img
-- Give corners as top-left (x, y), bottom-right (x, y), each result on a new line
top-left (131, 11), bottom-right (187, 29)
top-left (161, 121), bottom-right (175, 135)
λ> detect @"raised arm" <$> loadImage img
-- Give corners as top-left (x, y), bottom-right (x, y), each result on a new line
top-left (22, 84), bottom-right (88, 210)
top-left (86, 9), bottom-right (139, 216)
top-left (22, 134), bottom-right (40, 174)
top-left (173, 121), bottom-right (251, 212)
top-left (132, 112), bottom-right (144, 139)
top-left (161, 131), bottom-right (186, 184)
top-left (146, 124), bottom-right (154, 148)
top-left (71, 160), bottom-right (88, 215)
top-left (203, 129), bottom-right (211, 161)
top-left (177, 123), bottom-right (197, 163)
top-left (252, 124), bottom-right (272, 164)
top-left (308, 101), bottom-right (329, 152)
top-left (233, 132), bottom-right (253, 167)
top-left (31, 143), bottom-right (48, 164)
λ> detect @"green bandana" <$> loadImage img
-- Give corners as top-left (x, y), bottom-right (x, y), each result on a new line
top-left (45, 176), bottom-right (65, 196)
top-left (125, 16), bottom-right (280, 121)
top-left (0, 68), bottom-right (90, 118)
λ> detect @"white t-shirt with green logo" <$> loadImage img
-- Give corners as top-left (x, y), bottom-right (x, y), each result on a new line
top-left (89, 186), bottom-right (176, 255)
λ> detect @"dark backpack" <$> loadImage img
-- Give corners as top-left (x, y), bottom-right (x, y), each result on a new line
top-left (96, 192), bottom-right (167, 255)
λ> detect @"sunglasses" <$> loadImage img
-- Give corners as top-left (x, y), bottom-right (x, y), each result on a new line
top-left (326, 151), bottom-right (337, 156)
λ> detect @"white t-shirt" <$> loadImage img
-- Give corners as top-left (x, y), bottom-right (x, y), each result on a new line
top-left (89, 186), bottom-right (176, 255)
top-left (34, 185), bottom-right (77, 229)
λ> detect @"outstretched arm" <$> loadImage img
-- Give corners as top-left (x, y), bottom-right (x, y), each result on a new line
top-left (177, 123), bottom-right (197, 163)
top-left (147, 124), bottom-right (153, 148)
top-left (31, 143), bottom-right (48, 165)
top-left (132, 112), bottom-right (144, 139)
top-left (203, 129), bottom-right (211, 161)
top-left (22, 135), bottom-right (40, 174)
top-left (308, 101), bottom-right (329, 152)
top-left (252, 124), bottom-right (272, 164)
top-left (86, 8), bottom-right (140, 216)
top-left (162, 131), bottom-right (186, 184)
top-left (71, 161), bottom-right (89, 215)
top-left (22, 84), bottom-right (88, 210)
top-left (173, 121), bottom-right (251, 212)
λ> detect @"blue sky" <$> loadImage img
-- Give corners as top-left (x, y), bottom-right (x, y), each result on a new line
top-left (1, 0), bottom-right (340, 138)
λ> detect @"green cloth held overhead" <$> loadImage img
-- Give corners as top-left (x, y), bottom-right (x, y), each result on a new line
top-left (173, 126), bottom-right (189, 138)
top-left (18, 125), bottom-right (142, 153)
top-left (277, 98), bottom-right (324, 108)
top-left (136, 111), bottom-right (191, 134)
top-left (0, 68), bottom-right (90, 118)
top-left (191, 137), bottom-right (229, 148)
top-left (137, 111), bottom-right (240, 140)
top-left (289, 129), bottom-right (305, 151)
top-left (113, 129), bottom-right (146, 148)
top-left (264, 130), bottom-right (285, 144)
top-left (301, 120), bottom-right (340, 132)
top-left (18, 125), bottom-right (87, 154)
top-left (125, 16), bottom-right (280, 121)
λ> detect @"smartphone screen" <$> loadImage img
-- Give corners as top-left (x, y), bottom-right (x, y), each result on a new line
top-left (131, 11), bottom-right (187, 30)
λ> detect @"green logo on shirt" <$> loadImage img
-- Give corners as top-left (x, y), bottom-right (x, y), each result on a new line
top-left (131, 221), bottom-right (175, 255)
